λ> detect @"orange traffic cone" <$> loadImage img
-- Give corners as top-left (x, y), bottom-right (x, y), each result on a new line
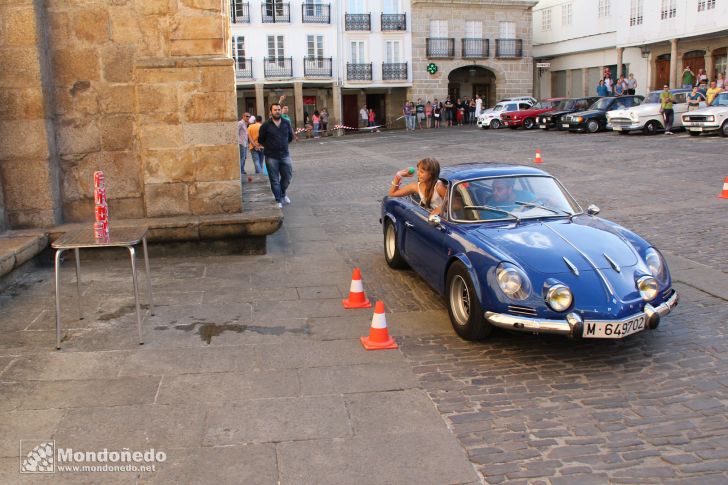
top-left (533, 149), bottom-right (543, 164)
top-left (718, 177), bottom-right (728, 199)
top-left (343, 267), bottom-right (372, 309)
top-left (361, 301), bottom-right (398, 350)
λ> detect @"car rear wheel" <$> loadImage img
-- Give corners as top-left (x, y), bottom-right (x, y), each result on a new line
top-left (384, 220), bottom-right (407, 269)
top-left (523, 118), bottom-right (535, 129)
top-left (643, 120), bottom-right (661, 135)
top-left (490, 119), bottom-right (501, 129)
top-left (688, 130), bottom-right (701, 137)
top-left (587, 120), bottom-right (600, 133)
top-left (721, 121), bottom-right (728, 137)
top-left (446, 262), bottom-right (492, 340)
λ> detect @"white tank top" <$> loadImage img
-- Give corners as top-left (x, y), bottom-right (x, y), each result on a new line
top-left (418, 182), bottom-right (444, 211)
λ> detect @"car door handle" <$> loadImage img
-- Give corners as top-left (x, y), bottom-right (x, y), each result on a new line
top-left (404, 221), bottom-right (414, 228)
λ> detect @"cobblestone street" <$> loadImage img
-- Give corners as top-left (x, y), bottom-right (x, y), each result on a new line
top-left (1, 126), bottom-right (727, 484)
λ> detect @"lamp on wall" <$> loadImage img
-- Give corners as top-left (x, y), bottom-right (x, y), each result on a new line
top-left (640, 46), bottom-right (650, 58)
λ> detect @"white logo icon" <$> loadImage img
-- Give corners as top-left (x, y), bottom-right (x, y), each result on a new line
top-left (20, 441), bottom-right (55, 473)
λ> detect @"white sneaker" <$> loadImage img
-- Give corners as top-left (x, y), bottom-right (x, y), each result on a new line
top-left (665, 131), bottom-right (673, 135)
top-left (276, 202), bottom-right (283, 209)
top-left (283, 195), bottom-right (291, 205)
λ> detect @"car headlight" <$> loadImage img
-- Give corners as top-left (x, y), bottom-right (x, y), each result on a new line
top-left (575, 116), bottom-right (583, 122)
top-left (546, 284), bottom-right (573, 312)
top-left (496, 263), bottom-right (531, 300)
top-left (706, 115), bottom-right (715, 122)
top-left (637, 275), bottom-right (659, 301)
top-left (645, 248), bottom-right (667, 283)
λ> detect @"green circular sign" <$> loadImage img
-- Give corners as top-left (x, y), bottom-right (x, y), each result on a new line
top-left (427, 63), bottom-right (438, 75)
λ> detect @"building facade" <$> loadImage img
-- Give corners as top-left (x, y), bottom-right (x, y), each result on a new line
top-left (534, 0), bottom-right (728, 98)
top-left (409, 0), bottom-right (538, 109)
top-left (231, 0), bottom-right (412, 130)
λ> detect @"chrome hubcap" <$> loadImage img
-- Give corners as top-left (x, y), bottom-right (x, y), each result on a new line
top-left (449, 275), bottom-right (471, 326)
top-left (385, 225), bottom-right (395, 260)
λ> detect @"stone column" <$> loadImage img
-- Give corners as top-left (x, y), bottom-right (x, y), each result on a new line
top-left (255, 83), bottom-right (265, 118)
top-left (616, 47), bottom-right (624, 77)
top-left (670, 39), bottom-right (678, 88)
top-left (581, 68), bottom-right (588, 96)
top-left (332, 83), bottom-right (342, 130)
top-left (294, 81), bottom-right (304, 129)
top-left (705, 49), bottom-right (714, 79)
top-left (565, 70), bottom-right (573, 97)
top-left (0, 0), bottom-right (62, 228)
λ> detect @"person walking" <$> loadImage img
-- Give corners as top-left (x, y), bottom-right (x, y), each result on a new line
top-left (247, 115), bottom-right (264, 174)
top-left (258, 103), bottom-right (295, 208)
top-left (659, 84), bottom-right (675, 135)
top-left (237, 112), bottom-right (250, 174)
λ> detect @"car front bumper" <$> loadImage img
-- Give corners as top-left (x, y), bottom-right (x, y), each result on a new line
top-left (611, 122), bottom-right (642, 131)
top-left (684, 124), bottom-right (720, 132)
top-left (484, 290), bottom-right (678, 338)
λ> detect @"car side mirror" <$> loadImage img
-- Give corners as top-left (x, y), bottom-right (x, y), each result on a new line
top-left (428, 214), bottom-right (442, 227)
top-left (587, 204), bottom-right (600, 216)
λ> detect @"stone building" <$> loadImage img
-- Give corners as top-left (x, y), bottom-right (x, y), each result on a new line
top-left (0, 0), bottom-right (245, 232)
top-left (410, 0), bottom-right (538, 108)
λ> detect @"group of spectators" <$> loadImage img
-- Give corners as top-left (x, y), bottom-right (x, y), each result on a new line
top-left (596, 68), bottom-right (638, 96)
top-left (401, 95), bottom-right (486, 130)
top-left (680, 65), bottom-right (726, 105)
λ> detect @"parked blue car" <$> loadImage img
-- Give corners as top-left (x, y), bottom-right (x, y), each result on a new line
top-left (380, 163), bottom-right (678, 341)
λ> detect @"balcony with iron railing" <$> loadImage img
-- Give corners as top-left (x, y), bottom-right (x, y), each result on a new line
top-left (426, 38), bottom-right (455, 58)
top-left (264, 57), bottom-right (293, 78)
top-left (345, 13), bottom-right (371, 30)
top-left (261, 3), bottom-right (290, 23)
top-left (230, 1), bottom-right (250, 23)
top-left (495, 38), bottom-right (523, 58)
top-left (381, 13), bottom-right (406, 31)
top-left (382, 62), bottom-right (407, 81)
top-left (234, 57), bottom-right (253, 79)
top-left (301, 3), bottom-right (330, 23)
top-left (304, 57), bottom-right (332, 78)
top-left (462, 38), bottom-right (489, 58)
top-left (347, 63), bottom-right (372, 81)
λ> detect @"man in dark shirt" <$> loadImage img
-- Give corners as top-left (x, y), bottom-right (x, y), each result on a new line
top-left (258, 103), bottom-right (294, 207)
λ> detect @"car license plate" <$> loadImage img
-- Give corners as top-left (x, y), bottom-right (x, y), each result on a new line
top-left (539, 124), bottom-right (546, 128)
top-left (583, 314), bottom-right (646, 339)
top-left (690, 127), bottom-right (703, 132)
top-left (613, 126), bottom-right (622, 131)
top-left (562, 123), bottom-right (570, 128)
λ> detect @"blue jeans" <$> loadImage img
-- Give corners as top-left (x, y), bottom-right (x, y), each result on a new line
top-left (250, 149), bottom-right (264, 173)
top-left (265, 155), bottom-right (293, 202)
top-left (239, 144), bottom-right (248, 173)
top-left (313, 123), bottom-right (320, 137)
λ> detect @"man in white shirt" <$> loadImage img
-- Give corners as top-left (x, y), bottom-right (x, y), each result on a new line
top-left (475, 95), bottom-right (483, 118)
top-left (360, 105), bottom-right (368, 127)
top-left (237, 112), bottom-right (250, 174)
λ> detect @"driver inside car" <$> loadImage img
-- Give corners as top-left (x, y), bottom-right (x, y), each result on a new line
top-left (486, 178), bottom-right (517, 208)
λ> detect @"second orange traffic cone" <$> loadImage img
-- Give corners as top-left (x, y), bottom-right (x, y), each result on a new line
top-left (360, 301), bottom-right (398, 350)
top-left (718, 177), bottom-right (728, 199)
top-left (343, 267), bottom-right (371, 309)
top-left (533, 149), bottom-right (543, 164)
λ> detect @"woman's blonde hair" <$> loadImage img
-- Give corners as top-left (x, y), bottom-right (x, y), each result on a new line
top-left (417, 157), bottom-right (441, 208)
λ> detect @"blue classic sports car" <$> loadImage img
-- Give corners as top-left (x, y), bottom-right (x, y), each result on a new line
top-left (380, 163), bottom-right (678, 340)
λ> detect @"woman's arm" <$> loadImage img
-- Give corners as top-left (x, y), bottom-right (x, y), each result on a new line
top-left (388, 173), bottom-right (417, 197)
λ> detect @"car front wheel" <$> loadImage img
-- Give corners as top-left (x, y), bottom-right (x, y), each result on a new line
top-left (721, 121), bottom-right (728, 137)
top-left (490, 119), bottom-right (501, 129)
top-left (587, 120), bottom-right (600, 133)
top-left (446, 262), bottom-right (492, 340)
top-left (523, 118), bottom-right (535, 129)
top-left (643, 120), bottom-right (661, 135)
top-left (384, 220), bottom-right (407, 269)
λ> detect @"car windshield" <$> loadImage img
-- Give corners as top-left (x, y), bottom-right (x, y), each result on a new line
top-left (493, 104), bottom-right (505, 111)
top-left (448, 176), bottom-right (581, 223)
top-left (644, 92), bottom-right (662, 104)
top-left (711, 92), bottom-right (728, 106)
top-left (590, 98), bottom-right (613, 110)
top-left (559, 99), bottom-right (575, 110)
top-left (532, 100), bottom-right (556, 109)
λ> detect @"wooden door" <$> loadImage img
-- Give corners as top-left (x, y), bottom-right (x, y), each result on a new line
top-left (343, 94), bottom-right (359, 130)
top-left (655, 59), bottom-right (670, 88)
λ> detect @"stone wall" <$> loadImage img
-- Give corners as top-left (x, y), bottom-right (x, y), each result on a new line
top-left (0, 0), bottom-right (241, 229)
top-left (411, 0), bottom-right (536, 106)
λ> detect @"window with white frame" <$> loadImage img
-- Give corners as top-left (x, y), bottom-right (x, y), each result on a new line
top-left (661, 0), bottom-right (676, 19)
top-left (541, 8), bottom-right (552, 31)
top-left (347, 0), bottom-right (365, 14)
top-left (562, 2), bottom-right (573, 25)
top-left (307, 35), bottom-right (324, 59)
top-left (350, 40), bottom-right (366, 63)
top-left (304, 0), bottom-right (323, 16)
top-left (383, 0), bottom-right (399, 14)
top-left (499, 21), bottom-right (515, 39)
top-left (384, 40), bottom-right (401, 63)
top-left (267, 35), bottom-right (285, 66)
top-left (429, 19), bottom-right (448, 37)
top-left (630, 0), bottom-right (644, 25)
top-left (697, 0), bottom-right (716, 11)
top-left (598, 0), bottom-right (610, 17)
top-left (232, 36), bottom-right (246, 68)
top-left (499, 21), bottom-right (516, 56)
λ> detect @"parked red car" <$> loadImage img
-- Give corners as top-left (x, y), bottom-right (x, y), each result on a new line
top-left (501, 98), bottom-right (566, 129)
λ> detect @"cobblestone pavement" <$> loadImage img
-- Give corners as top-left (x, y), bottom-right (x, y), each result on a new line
top-left (289, 127), bottom-right (728, 484)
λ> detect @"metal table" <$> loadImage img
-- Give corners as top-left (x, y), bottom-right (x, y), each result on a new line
top-left (52, 226), bottom-right (154, 349)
